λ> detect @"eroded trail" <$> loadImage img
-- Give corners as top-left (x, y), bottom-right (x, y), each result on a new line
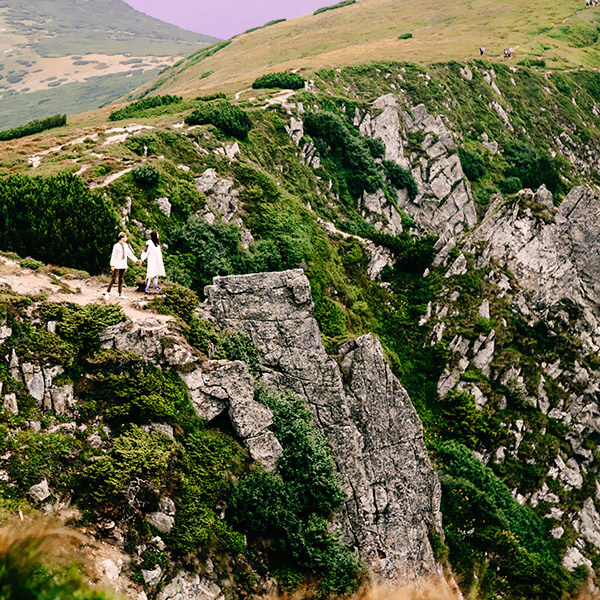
top-left (0, 256), bottom-right (172, 324)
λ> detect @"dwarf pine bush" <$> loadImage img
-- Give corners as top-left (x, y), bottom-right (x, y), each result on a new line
top-left (0, 172), bottom-right (118, 274)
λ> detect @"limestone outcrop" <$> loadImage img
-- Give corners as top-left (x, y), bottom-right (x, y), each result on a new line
top-left (466, 186), bottom-right (600, 350)
top-left (205, 269), bottom-right (442, 580)
top-left (354, 96), bottom-right (477, 237)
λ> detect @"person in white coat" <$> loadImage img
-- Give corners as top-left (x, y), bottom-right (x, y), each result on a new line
top-left (140, 231), bottom-right (166, 293)
top-left (104, 231), bottom-right (139, 300)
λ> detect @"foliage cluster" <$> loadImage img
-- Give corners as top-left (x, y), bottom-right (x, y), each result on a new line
top-left (436, 441), bottom-right (585, 599)
top-left (503, 141), bottom-right (561, 194)
top-left (252, 72), bottom-right (305, 90)
top-left (341, 220), bottom-right (436, 275)
top-left (313, 0), bottom-right (356, 15)
top-left (240, 18), bottom-right (286, 35)
top-left (458, 146), bottom-right (487, 181)
top-left (0, 113), bottom-right (66, 141)
top-left (132, 164), bottom-right (160, 189)
top-left (0, 172), bottom-right (118, 274)
top-left (382, 160), bottom-right (418, 199)
top-left (229, 386), bottom-right (363, 596)
top-left (185, 100), bottom-right (252, 139)
top-left (109, 95), bottom-right (182, 121)
top-left (304, 110), bottom-right (382, 199)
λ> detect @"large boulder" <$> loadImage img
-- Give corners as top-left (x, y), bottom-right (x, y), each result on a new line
top-left (205, 269), bottom-right (442, 580)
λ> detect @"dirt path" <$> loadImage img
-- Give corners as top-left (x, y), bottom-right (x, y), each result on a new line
top-left (0, 257), bottom-right (172, 324)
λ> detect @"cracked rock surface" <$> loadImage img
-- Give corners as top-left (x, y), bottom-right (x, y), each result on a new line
top-left (205, 269), bottom-right (442, 579)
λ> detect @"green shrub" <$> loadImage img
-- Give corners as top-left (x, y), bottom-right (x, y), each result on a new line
top-left (161, 282), bottom-right (199, 321)
top-left (241, 18), bottom-right (286, 35)
top-left (7, 430), bottom-right (80, 492)
top-left (80, 363), bottom-right (192, 427)
top-left (170, 217), bottom-right (246, 292)
top-left (184, 316), bottom-right (222, 356)
top-left (0, 173), bottom-right (118, 275)
top-left (313, 0), bottom-right (356, 15)
top-left (109, 95), bottom-right (182, 121)
top-left (79, 426), bottom-right (175, 507)
top-left (437, 441), bottom-right (579, 599)
top-left (503, 141), bottom-right (561, 193)
top-left (170, 429), bottom-right (245, 555)
top-left (397, 33), bottom-right (413, 39)
top-left (304, 111), bottom-right (382, 198)
top-left (19, 257), bottom-right (43, 271)
top-left (474, 185), bottom-right (499, 205)
top-left (196, 92), bottom-right (226, 101)
top-left (382, 160), bottom-right (418, 199)
top-left (438, 391), bottom-right (503, 449)
top-left (340, 221), bottom-right (435, 274)
top-left (517, 57), bottom-right (546, 68)
top-left (222, 331), bottom-right (261, 375)
top-left (229, 386), bottom-right (362, 596)
top-left (42, 302), bottom-right (125, 356)
top-left (185, 100), bottom-right (252, 139)
top-left (132, 164), bottom-right (160, 188)
top-left (458, 147), bottom-right (486, 181)
top-left (252, 72), bottom-right (305, 90)
top-left (7, 322), bottom-right (77, 367)
top-left (0, 114), bottom-right (66, 141)
top-left (500, 176), bottom-right (523, 194)
top-left (365, 137), bottom-right (385, 159)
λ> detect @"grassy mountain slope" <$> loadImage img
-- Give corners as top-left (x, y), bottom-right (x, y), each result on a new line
top-left (0, 0), bottom-right (218, 128)
top-left (5, 1), bottom-right (600, 598)
top-left (143, 0), bottom-right (600, 97)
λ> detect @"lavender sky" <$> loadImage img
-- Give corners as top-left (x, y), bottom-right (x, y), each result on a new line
top-left (123, 0), bottom-right (336, 39)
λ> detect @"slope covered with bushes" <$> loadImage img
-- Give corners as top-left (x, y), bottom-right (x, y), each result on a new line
top-left (4, 54), bottom-right (600, 600)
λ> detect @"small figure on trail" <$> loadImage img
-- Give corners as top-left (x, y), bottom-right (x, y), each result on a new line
top-left (503, 48), bottom-right (510, 58)
top-left (105, 231), bottom-right (139, 300)
top-left (140, 231), bottom-right (166, 294)
top-left (509, 47), bottom-right (513, 57)
top-left (308, 79), bottom-right (315, 91)
top-left (480, 46), bottom-right (485, 56)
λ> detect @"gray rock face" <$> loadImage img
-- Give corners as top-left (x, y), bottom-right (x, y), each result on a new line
top-left (358, 188), bottom-right (404, 236)
top-left (101, 319), bottom-right (282, 471)
top-left (467, 186), bottom-right (600, 349)
top-left (147, 512), bottom-right (175, 534)
top-left (354, 93), bottom-right (409, 169)
top-left (154, 197), bottom-right (172, 218)
top-left (8, 352), bottom-right (75, 415)
top-left (28, 479), bottom-right (51, 503)
top-left (195, 169), bottom-right (254, 249)
top-left (352, 97), bottom-right (476, 237)
top-left (401, 104), bottom-right (477, 236)
top-left (205, 269), bottom-right (442, 580)
top-left (180, 359), bottom-right (282, 470)
top-left (142, 565), bottom-right (162, 587)
top-left (157, 571), bottom-right (223, 600)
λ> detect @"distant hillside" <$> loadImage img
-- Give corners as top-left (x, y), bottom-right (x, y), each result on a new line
top-left (141, 0), bottom-right (600, 97)
top-left (0, 0), bottom-right (219, 128)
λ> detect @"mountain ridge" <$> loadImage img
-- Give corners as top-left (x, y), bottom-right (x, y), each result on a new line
top-left (0, 0), bottom-right (218, 128)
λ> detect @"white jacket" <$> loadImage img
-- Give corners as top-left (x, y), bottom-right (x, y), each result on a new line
top-left (140, 240), bottom-right (166, 279)
top-left (110, 241), bottom-right (138, 269)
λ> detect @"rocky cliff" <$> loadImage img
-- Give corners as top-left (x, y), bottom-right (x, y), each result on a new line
top-left (206, 269), bottom-right (442, 579)
top-left (0, 264), bottom-right (443, 596)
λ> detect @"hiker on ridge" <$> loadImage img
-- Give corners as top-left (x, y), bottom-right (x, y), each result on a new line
top-left (140, 230), bottom-right (166, 294)
top-left (105, 231), bottom-right (139, 300)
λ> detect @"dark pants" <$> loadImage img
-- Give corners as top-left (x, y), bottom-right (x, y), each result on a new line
top-left (107, 269), bottom-right (125, 294)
